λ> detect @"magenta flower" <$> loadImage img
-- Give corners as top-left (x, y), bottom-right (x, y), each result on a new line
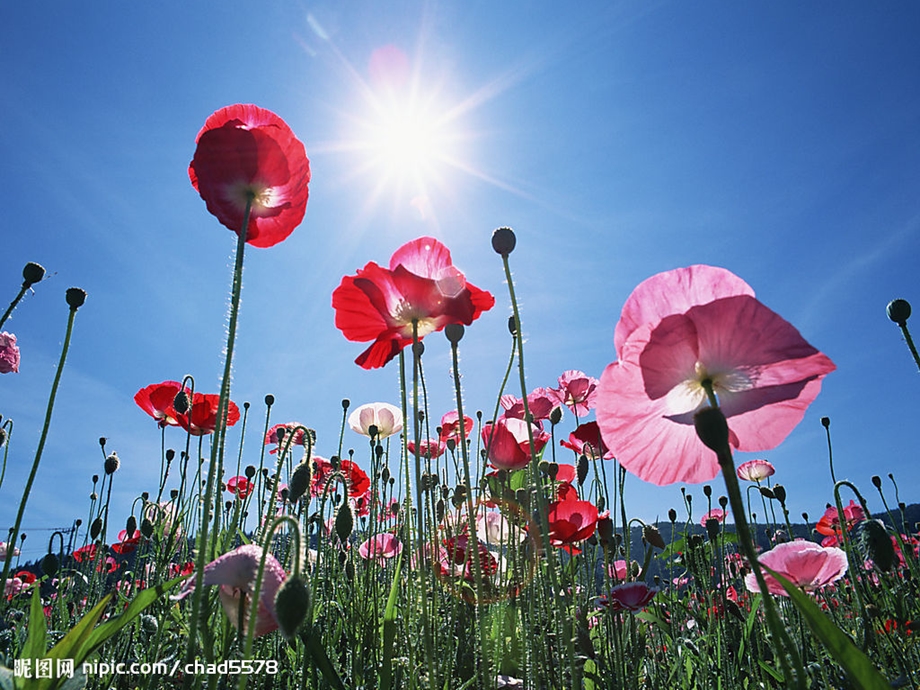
top-left (0, 332), bottom-right (21, 374)
top-left (736, 459), bottom-right (776, 482)
top-left (559, 421), bottom-right (614, 460)
top-left (601, 581), bottom-right (658, 612)
top-left (596, 265), bottom-right (836, 485)
top-left (174, 544), bottom-right (287, 637)
top-left (553, 370), bottom-right (599, 416)
top-left (500, 387), bottom-right (562, 422)
top-left (744, 540), bottom-right (848, 597)
top-left (607, 559), bottom-right (631, 582)
top-left (439, 411), bottom-right (475, 443)
top-left (358, 533), bottom-right (403, 565)
top-left (482, 417), bottom-right (550, 471)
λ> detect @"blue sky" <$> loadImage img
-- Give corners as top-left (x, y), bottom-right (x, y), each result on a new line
top-left (2, 2), bottom-right (919, 561)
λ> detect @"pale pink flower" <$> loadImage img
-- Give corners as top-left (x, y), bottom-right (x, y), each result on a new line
top-left (500, 388), bottom-right (562, 422)
top-left (358, 533), bottom-right (403, 564)
top-left (0, 332), bottom-right (20, 374)
top-left (0, 541), bottom-right (21, 560)
top-left (174, 544), bottom-right (287, 637)
top-left (596, 265), bottom-right (836, 485)
top-left (745, 540), bottom-right (848, 597)
top-left (737, 459), bottom-right (776, 482)
top-left (348, 402), bottom-right (403, 439)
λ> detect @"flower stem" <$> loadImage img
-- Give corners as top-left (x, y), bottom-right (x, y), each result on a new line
top-left (898, 322), bottom-right (920, 372)
top-left (0, 292), bottom-right (82, 603)
top-left (183, 196), bottom-right (252, 686)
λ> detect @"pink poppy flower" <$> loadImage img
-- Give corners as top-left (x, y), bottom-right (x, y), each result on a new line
top-left (176, 392), bottom-right (241, 436)
top-left (358, 533), bottom-right (403, 564)
top-left (553, 370), bottom-right (599, 415)
top-left (407, 437), bottom-right (446, 459)
top-left (348, 402), bottom-right (403, 440)
top-left (226, 476), bottom-right (253, 499)
top-left (439, 410), bottom-right (476, 443)
top-left (0, 332), bottom-right (21, 374)
top-left (332, 237), bottom-right (495, 369)
top-left (134, 381), bottom-right (184, 427)
top-left (601, 581), bottom-right (658, 612)
top-left (596, 265), bottom-right (836, 485)
top-left (744, 540), bottom-right (848, 597)
top-left (0, 541), bottom-right (20, 560)
top-left (265, 422), bottom-right (310, 454)
top-left (174, 544), bottom-right (287, 637)
top-left (559, 421), bottom-right (614, 460)
top-left (701, 508), bottom-right (726, 526)
top-left (500, 388), bottom-right (563, 422)
top-left (736, 459), bottom-right (775, 482)
top-left (607, 559), bottom-right (631, 582)
top-left (189, 104), bottom-right (311, 248)
top-left (547, 500), bottom-right (599, 547)
top-left (482, 417), bottom-right (550, 471)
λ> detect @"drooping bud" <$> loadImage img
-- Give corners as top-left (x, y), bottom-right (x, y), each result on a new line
top-left (491, 227), bottom-right (517, 256)
top-left (887, 298), bottom-right (912, 326)
top-left (288, 461), bottom-right (312, 503)
top-left (856, 519), bottom-right (896, 572)
top-left (173, 390), bottom-right (190, 414)
top-left (274, 574), bottom-right (312, 641)
top-left (125, 515), bottom-right (137, 537)
top-left (597, 515), bottom-right (614, 546)
top-left (140, 518), bottom-right (154, 539)
top-left (577, 454), bottom-right (589, 487)
top-left (334, 501), bottom-right (353, 542)
top-left (41, 553), bottom-right (60, 577)
top-left (90, 518), bottom-right (103, 540)
top-left (668, 508), bottom-right (678, 523)
top-left (643, 524), bottom-right (666, 550)
top-left (549, 406), bottom-right (563, 426)
top-left (772, 484), bottom-right (786, 505)
top-left (507, 315), bottom-right (518, 336)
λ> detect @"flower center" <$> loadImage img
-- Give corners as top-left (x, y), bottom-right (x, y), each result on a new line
top-left (665, 361), bottom-right (754, 414)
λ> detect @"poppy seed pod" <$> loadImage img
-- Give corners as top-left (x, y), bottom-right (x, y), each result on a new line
top-left (668, 508), bottom-right (678, 523)
top-left (173, 391), bottom-right (190, 414)
top-left (265, 394), bottom-right (275, 406)
top-left (643, 524), bottom-right (666, 550)
top-left (549, 406), bottom-right (563, 426)
top-left (491, 227), bottom-right (516, 256)
top-left (887, 298), bottom-right (911, 326)
top-left (821, 416), bottom-right (830, 429)
top-left (104, 452), bottom-right (120, 475)
top-left (445, 323), bottom-right (464, 344)
top-left (693, 406), bottom-right (730, 454)
top-left (22, 262), bottom-right (46, 287)
top-left (275, 574), bottom-right (311, 641)
top-left (65, 287), bottom-right (86, 310)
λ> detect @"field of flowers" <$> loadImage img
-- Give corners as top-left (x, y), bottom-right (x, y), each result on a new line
top-left (1, 104), bottom-right (918, 690)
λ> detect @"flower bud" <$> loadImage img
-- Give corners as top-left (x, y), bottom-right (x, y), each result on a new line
top-left (264, 394), bottom-right (275, 406)
top-left (445, 324), bottom-right (464, 344)
top-left (334, 501), bottom-right (353, 542)
top-left (65, 287), bottom-right (87, 310)
top-left (871, 475), bottom-right (882, 489)
top-left (140, 518), bottom-right (154, 539)
top-left (173, 391), bottom-right (190, 414)
top-left (821, 416), bottom-right (830, 429)
top-left (41, 553), bottom-right (59, 577)
top-left (772, 484), bottom-right (786, 504)
top-left (507, 315), bottom-right (519, 336)
top-left (274, 574), bottom-right (311, 641)
top-left (643, 524), bottom-right (666, 550)
top-left (104, 452), bottom-right (120, 475)
top-left (549, 406), bottom-right (563, 426)
top-left (125, 515), bottom-right (137, 536)
top-left (668, 508), bottom-right (678, 523)
top-left (491, 227), bottom-right (517, 256)
top-left (887, 298), bottom-right (912, 326)
top-left (577, 454), bottom-right (588, 487)
top-left (22, 262), bottom-right (46, 287)
top-left (693, 406), bottom-right (729, 454)
top-left (90, 517), bottom-right (103, 540)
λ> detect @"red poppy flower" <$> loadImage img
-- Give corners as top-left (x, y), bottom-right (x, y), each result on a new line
top-left (72, 544), bottom-right (98, 563)
top-left (559, 421), bottom-right (613, 460)
top-left (176, 393), bottom-right (241, 436)
top-left (601, 582), bottom-right (658, 612)
top-left (226, 476), bottom-right (253, 499)
top-left (134, 381), bottom-right (184, 428)
top-left (310, 457), bottom-right (370, 499)
top-left (815, 500), bottom-right (865, 539)
top-left (112, 529), bottom-right (142, 555)
top-left (547, 499), bottom-right (599, 547)
top-left (170, 561), bottom-right (195, 578)
top-left (481, 417), bottom-right (550, 471)
top-left (189, 104), bottom-right (311, 248)
top-left (332, 237), bottom-right (495, 369)
top-left (14, 571), bottom-right (36, 585)
top-left (596, 265), bottom-right (836, 486)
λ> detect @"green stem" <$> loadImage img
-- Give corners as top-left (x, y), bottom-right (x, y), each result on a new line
top-left (0, 296), bottom-right (81, 603)
top-left (183, 197), bottom-right (252, 687)
top-left (0, 285), bottom-right (29, 332)
top-left (899, 322), bottom-right (920, 372)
